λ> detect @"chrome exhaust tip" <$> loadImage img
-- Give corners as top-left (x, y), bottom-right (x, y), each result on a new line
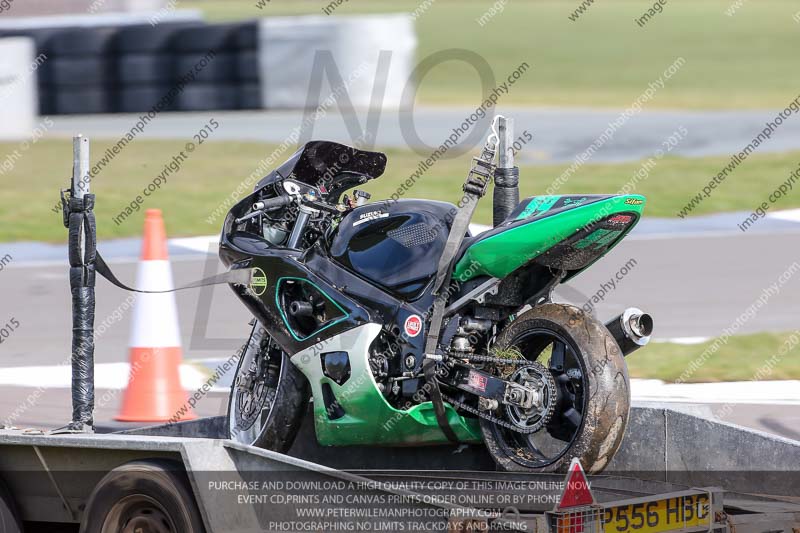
top-left (605, 307), bottom-right (653, 356)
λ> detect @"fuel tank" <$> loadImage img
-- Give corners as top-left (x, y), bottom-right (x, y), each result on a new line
top-left (329, 199), bottom-right (456, 300)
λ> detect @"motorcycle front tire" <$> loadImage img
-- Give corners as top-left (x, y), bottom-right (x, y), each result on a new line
top-left (227, 322), bottom-right (309, 453)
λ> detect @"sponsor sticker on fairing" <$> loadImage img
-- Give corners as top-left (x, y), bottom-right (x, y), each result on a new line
top-left (404, 315), bottom-right (422, 337)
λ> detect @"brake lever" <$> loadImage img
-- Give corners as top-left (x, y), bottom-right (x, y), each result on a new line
top-left (234, 208), bottom-right (267, 225)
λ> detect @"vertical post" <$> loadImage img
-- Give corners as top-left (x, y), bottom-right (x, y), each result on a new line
top-left (492, 116), bottom-right (520, 227)
top-left (54, 136), bottom-right (96, 434)
top-left (73, 136), bottom-right (90, 198)
top-left (497, 116), bottom-right (514, 169)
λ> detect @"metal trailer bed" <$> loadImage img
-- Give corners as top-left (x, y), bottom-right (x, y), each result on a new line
top-left (0, 403), bottom-right (796, 532)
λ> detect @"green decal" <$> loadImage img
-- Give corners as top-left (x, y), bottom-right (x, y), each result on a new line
top-left (250, 267), bottom-right (268, 296)
top-left (575, 229), bottom-right (612, 249)
top-left (516, 195), bottom-right (559, 220)
top-left (575, 228), bottom-right (622, 249)
top-left (562, 196), bottom-right (589, 207)
top-left (595, 229), bottom-right (622, 247)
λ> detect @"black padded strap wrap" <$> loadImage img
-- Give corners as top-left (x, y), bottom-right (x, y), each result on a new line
top-left (65, 194), bottom-right (98, 428)
top-left (493, 166), bottom-right (519, 226)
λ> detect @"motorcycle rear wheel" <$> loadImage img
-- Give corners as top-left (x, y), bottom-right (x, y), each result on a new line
top-left (481, 303), bottom-right (630, 473)
top-left (227, 322), bottom-right (309, 452)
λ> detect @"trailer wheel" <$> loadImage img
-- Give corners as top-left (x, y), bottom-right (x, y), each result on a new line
top-left (0, 478), bottom-right (22, 533)
top-left (81, 460), bottom-right (204, 533)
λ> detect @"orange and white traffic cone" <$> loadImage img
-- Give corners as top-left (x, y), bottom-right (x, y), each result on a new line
top-left (115, 209), bottom-right (196, 422)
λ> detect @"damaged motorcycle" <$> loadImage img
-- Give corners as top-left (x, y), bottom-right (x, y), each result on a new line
top-left (221, 118), bottom-right (653, 473)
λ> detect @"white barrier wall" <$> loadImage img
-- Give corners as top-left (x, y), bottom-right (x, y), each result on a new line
top-left (259, 14), bottom-right (417, 110)
top-left (0, 37), bottom-right (38, 140)
top-left (0, 0), bottom-right (168, 17)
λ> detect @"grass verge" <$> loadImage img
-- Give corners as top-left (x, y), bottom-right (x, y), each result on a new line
top-left (2, 139), bottom-right (800, 242)
top-left (629, 331), bottom-right (800, 382)
top-left (183, 0), bottom-right (800, 109)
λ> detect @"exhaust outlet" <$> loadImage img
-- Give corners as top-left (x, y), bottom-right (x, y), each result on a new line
top-left (605, 307), bottom-right (653, 356)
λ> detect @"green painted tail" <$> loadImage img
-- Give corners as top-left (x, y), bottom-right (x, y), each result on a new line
top-left (454, 194), bottom-right (645, 281)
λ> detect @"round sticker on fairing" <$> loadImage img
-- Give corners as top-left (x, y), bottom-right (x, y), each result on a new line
top-left (404, 315), bottom-right (422, 338)
top-left (250, 267), bottom-right (268, 296)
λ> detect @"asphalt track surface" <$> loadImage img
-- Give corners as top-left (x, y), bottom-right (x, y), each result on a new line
top-left (4, 229), bottom-right (800, 371)
top-left (2, 230), bottom-right (800, 438)
top-left (46, 106), bottom-right (800, 164)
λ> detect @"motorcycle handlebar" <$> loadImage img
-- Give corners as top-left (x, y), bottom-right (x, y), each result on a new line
top-left (259, 195), bottom-right (295, 211)
top-left (234, 195), bottom-right (294, 225)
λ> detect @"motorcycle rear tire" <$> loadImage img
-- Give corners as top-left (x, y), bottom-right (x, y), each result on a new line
top-left (481, 303), bottom-right (630, 474)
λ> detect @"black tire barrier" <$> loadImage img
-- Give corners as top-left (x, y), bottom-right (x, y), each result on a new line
top-left (119, 85), bottom-right (176, 113)
top-left (36, 60), bottom-right (54, 85)
top-left (38, 88), bottom-right (55, 115)
top-left (51, 57), bottom-right (114, 86)
top-left (239, 83), bottom-right (262, 109)
top-left (234, 21), bottom-right (259, 50)
top-left (113, 22), bottom-right (200, 53)
top-left (54, 87), bottom-right (115, 114)
top-left (176, 83), bottom-right (238, 111)
top-left (172, 24), bottom-right (239, 53)
top-left (46, 27), bottom-right (117, 56)
top-left (175, 52), bottom-right (236, 83)
top-left (2, 21), bottom-right (268, 115)
top-left (236, 50), bottom-right (259, 81)
top-left (118, 54), bottom-right (173, 84)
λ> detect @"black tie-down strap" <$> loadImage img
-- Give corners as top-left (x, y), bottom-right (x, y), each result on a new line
top-left (94, 252), bottom-right (254, 294)
top-left (422, 134), bottom-right (497, 443)
top-left (59, 190), bottom-right (255, 297)
top-left (423, 358), bottom-right (459, 443)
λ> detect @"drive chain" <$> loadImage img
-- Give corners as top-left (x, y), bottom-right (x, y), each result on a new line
top-left (440, 361), bottom-right (556, 435)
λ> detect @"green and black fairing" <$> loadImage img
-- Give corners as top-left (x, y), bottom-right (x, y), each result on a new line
top-left (220, 140), bottom-right (645, 448)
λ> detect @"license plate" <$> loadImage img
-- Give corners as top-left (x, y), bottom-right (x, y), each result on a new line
top-left (553, 492), bottom-right (711, 533)
top-left (602, 493), bottom-right (711, 532)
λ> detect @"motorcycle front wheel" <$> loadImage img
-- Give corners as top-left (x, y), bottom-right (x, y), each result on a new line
top-left (481, 303), bottom-right (630, 474)
top-left (227, 322), bottom-right (309, 452)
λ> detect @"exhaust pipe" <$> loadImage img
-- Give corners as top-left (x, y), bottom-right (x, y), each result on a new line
top-left (605, 307), bottom-right (653, 356)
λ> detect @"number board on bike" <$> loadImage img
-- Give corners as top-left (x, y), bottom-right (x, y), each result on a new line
top-left (601, 492), bottom-right (710, 532)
